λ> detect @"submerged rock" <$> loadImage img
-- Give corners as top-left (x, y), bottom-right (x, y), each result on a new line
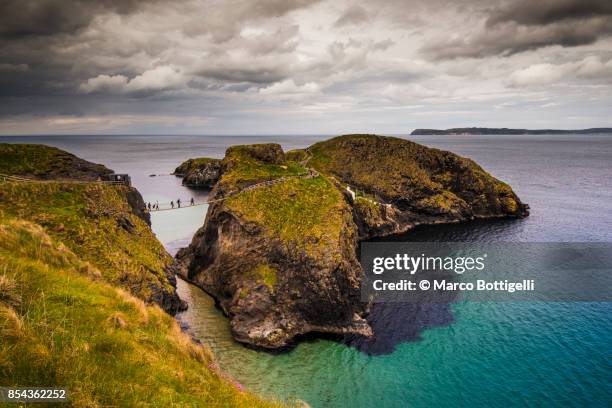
top-left (175, 135), bottom-right (528, 348)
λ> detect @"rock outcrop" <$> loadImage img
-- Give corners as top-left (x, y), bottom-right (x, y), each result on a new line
top-left (174, 157), bottom-right (222, 189)
top-left (175, 135), bottom-right (528, 348)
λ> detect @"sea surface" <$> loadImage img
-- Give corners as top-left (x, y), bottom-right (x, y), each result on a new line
top-left (1, 134), bottom-right (611, 407)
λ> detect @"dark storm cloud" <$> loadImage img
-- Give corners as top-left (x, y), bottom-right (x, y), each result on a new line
top-left (1, 0), bottom-right (611, 134)
top-left (0, 0), bottom-right (321, 105)
top-left (486, 0), bottom-right (612, 27)
top-left (0, 0), bottom-right (174, 103)
top-left (0, 0), bottom-right (162, 38)
top-left (423, 0), bottom-right (612, 60)
top-left (195, 66), bottom-right (288, 84)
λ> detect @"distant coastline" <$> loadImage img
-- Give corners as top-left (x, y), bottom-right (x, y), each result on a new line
top-left (410, 127), bottom-right (612, 135)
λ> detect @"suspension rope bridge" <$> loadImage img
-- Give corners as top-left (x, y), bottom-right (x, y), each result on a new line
top-left (0, 168), bottom-right (321, 212)
top-left (148, 169), bottom-right (320, 212)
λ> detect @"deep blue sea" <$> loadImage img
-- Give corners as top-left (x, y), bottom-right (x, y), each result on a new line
top-left (1, 134), bottom-right (611, 407)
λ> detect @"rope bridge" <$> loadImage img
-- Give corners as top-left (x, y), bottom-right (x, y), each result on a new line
top-left (0, 169), bottom-right (321, 212)
top-left (148, 169), bottom-right (320, 212)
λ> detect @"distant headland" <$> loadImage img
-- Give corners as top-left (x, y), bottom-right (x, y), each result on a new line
top-left (410, 127), bottom-right (612, 135)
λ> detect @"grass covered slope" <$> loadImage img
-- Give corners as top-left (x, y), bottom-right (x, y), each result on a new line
top-left (225, 176), bottom-right (348, 255)
top-left (216, 144), bottom-right (308, 194)
top-left (0, 219), bottom-right (279, 407)
top-left (0, 144), bottom-right (112, 181)
top-left (0, 181), bottom-right (183, 313)
top-left (308, 134), bottom-right (527, 218)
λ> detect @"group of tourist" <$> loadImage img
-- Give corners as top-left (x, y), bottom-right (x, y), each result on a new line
top-left (145, 197), bottom-right (196, 211)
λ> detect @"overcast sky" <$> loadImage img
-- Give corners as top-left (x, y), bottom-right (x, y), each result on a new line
top-left (1, 0), bottom-right (611, 135)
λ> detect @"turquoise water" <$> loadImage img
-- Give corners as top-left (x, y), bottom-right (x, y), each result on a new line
top-left (2, 134), bottom-right (610, 407)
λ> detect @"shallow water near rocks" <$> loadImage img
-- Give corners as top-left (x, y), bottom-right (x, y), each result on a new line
top-left (2, 133), bottom-right (610, 407)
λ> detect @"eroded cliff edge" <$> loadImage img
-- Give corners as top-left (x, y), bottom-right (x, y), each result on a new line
top-left (175, 135), bottom-right (528, 348)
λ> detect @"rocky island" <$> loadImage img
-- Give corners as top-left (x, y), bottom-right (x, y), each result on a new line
top-left (175, 134), bottom-right (528, 349)
top-left (174, 157), bottom-right (222, 188)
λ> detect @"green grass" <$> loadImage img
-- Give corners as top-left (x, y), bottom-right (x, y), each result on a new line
top-left (307, 134), bottom-right (524, 216)
top-left (0, 219), bottom-right (281, 407)
top-left (246, 264), bottom-right (278, 290)
top-left (225, 176), bottom-right (348, 254)
top-left (219, 144), bottom-right (308, 192)
top-left (0, 181), bottom-right (175, 306)
top-left (284, 149), bottom-right (308, 163)
top-left (0, 144), bottom-right (111, 180)
top-left (174, 157), bottom-right (220, 175)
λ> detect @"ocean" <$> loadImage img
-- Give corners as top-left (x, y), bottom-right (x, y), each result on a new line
top-left (1, 134), bottom-right (611, 407)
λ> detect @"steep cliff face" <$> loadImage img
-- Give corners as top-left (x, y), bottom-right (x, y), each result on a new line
top-left (176, 135), bottom-right (529, 348)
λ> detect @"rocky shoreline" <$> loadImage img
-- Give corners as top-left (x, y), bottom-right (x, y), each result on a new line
top-left (173, 134), bottom-right (528, 349)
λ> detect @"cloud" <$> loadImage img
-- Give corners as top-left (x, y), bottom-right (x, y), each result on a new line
top-left (423, 0), bottom-right (612, 59)
top-left (486, 0), bottom-right (612, 27)
top-left (508, 56), bottom-right (612, 87)
top-left (125, 66), bottom-right (186, 92)
top-left (80, 66), bottom-right (186, 94)
top-left (335, 5), bottom-right (370, 27)
top-left (2, 0), bottom-right (612, 134)
top-left (508, 64), bottom-right (566, 87)
top-left (179, 0), bottom-right (321, 42)
top-left (259, 79), bottom-right (320, 95)
top-left (0, 63), bottom-right (28, 72)
top-left (79, 74), bottom-right (128, 93)
top-left (0, 0), bottom-right (164, 38)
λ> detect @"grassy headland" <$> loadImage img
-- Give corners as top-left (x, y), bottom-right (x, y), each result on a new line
top-left (308, 134), bottom-right (524, 217)
top-left (0, 144), bottom-right (280, 406)
top-left (0, 144), bottom-right (112, 181)
top-left (0, 181), bottom-right (178, 309)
